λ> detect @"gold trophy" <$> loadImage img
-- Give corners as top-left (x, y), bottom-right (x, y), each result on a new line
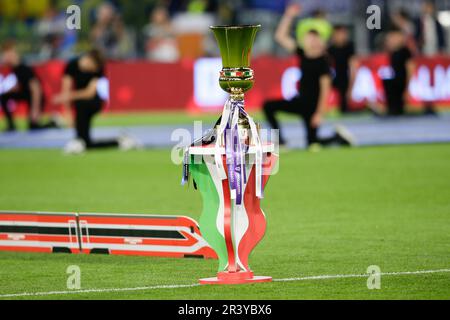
top-left (184, 25), bottom-right (278, 284)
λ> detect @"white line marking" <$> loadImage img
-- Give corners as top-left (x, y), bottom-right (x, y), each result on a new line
top-left (0, 268), bottom-right (448, 298)
top-left (0, 283), bottom-right (201, 298)
top-left (273, 268), bottom-right (450, 282)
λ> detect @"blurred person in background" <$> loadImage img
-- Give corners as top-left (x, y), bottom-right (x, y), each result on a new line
top-left (143, 6), bottom-right (179, 62)
top-left (380, 27), bottom-right (415, 116)
top-left (91, 2), bottom-right (135, 60)
top-left (53, 49), bottom-right (138, 154)
top-left (296, 8), bottom-right (332, 46)
top-left (414, 0), bottom-right (445, 114)
top-left (168, 0), bottom-right (217, 14)
top-left (263, 4), bottom-right (353, 149)
top-left (36, 0), bottom-right (77, 60)
top-left (391, 9), bottom-right (418, 54)
top-left (0, 40), bottom-right (59, 132)
top-left (415, 0), bottom-right (446, 56)
top-left (187, 0), bottom-right (210, 13)
top-left (170, 0), bottom-right (216, 59)
top-left (328, 25), bottom-right (355, 114)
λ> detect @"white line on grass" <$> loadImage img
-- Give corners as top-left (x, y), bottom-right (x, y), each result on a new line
top-left (0, 283), bottom-right (201, 298)
top-left (0, 268), bottom-right (449, 298)
top-left (273, 268), bottom-right (450, 282)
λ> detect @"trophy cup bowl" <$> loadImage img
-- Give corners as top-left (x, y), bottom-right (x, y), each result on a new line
top-left (210, 25), bottom-right (260, 99)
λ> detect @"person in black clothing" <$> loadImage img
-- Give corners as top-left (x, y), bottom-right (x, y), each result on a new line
top-left (414, 1), bottom-right (442, 115)
top-left (0, 41), bottom-right (58, 132)
top-left (263, 4), bottom-right (353, 148)
top-left (328, 25), bottom-right (355, 114)
top-left (382, 27), bottom-right (414, 116)
top-left (415, 0), bottom-right (446, 56)
top-left (53, 49), bottom-right (137, 153)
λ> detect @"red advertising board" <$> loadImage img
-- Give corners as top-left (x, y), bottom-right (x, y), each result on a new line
top-left (1, 55), bottom-right (450, 115)
top-left (0, 211), bottom-right (217, 259)
top-left (107, 59), bottom-right (194, 112)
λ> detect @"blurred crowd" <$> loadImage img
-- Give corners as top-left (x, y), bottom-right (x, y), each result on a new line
top-left (0, 0), bottom-right (221, 61)
top-left (0, 0), bottom-right (449, 63)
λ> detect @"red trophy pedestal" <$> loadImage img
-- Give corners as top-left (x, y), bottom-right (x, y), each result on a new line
top-left (199, 271), bottom-right (272, 285)
top-left (189, 144), bottom-right (278, 285)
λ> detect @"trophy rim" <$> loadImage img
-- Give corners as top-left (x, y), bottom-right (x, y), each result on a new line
top-left (210, 24), bottom-right (261, 30)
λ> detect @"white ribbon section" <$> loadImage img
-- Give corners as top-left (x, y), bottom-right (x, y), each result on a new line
top-left (213, 97), bottom-right (263, 199)
top-left (228, 106), bottom-right (239, 201)
top-left (246, 113), bottom-right (263, 198)
top-left (214, 100), bottom-right (231, 180)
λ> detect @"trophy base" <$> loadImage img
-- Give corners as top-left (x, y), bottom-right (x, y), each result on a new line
top-left (199, 271), bottom-right (272, 285)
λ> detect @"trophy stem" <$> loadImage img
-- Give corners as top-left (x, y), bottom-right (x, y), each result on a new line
top-left (230, 88), bottom-right (245, 101)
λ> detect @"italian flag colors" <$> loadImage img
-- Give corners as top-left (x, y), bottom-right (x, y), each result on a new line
top-left (189, 151), bottom-right (278, 283)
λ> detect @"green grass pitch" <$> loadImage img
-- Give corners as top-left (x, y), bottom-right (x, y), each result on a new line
top-left (0, 144), bottom-right (449, 299)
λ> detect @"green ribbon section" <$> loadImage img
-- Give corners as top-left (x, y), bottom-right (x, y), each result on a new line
top-left (190, 159), bottom-right (228, 271)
